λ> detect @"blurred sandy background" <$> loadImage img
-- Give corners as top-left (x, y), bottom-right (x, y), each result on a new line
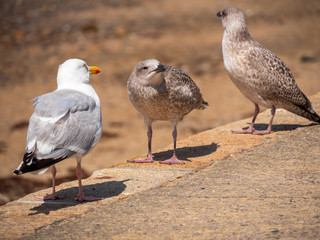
top-left (0, 0), bottom-right (319, 204)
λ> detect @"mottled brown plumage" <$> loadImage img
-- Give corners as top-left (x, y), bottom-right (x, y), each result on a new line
top-left (217, 7), bottom-right (320, 134)
top-left (127, 59), bottom-right (207, 164)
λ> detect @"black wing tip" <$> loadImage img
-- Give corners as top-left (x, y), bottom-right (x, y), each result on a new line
top-left (13, 169), bottom-right (22, 175)
top-left (13, 162), bottom-right (31, 175)
top-left (15, 156), bottom-right (68, 175)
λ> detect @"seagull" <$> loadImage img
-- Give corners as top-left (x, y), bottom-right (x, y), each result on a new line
top-left (127, 59), bottom-right (208, 164)
top-left (14, 58), bottom-right (102, 202)
top-left (217, 7), bottom-right (320, 134)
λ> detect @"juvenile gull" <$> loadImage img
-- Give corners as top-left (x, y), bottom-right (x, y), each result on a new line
top-left (14, 59), bottom-right (102, 202)
top-left (217, 7), bottom-right (320, 134)
top-left (127, 59), bottom-right (208, 164)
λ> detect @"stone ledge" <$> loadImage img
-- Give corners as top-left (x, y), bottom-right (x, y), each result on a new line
top-left (1, 92), bottom-right (319, 239)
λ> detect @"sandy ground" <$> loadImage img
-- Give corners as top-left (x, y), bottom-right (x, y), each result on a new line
top-left (0, 0), bottom-right (319, 204)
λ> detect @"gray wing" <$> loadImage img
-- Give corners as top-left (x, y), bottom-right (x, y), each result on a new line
top-left (27, 89), bottom-right (102, 160)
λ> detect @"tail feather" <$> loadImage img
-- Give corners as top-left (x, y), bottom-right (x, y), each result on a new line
top-left (13, 151), bottom-right (67, 175)
top-left (282, 91), bottom-right (320, 124)
top-left (288, 102), bottom-right (320, 123)
top-left (308, 111), bottom-right (320, 123)
top-left (198, 100), bottom-right (209, 110)
top-left (296, 93), bottom-right (320, 123)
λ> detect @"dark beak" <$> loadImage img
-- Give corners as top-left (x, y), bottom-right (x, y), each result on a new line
top-left (217, 11), bottom-right (223, 17)
top-left (154, 64), bottom-right (165, 73)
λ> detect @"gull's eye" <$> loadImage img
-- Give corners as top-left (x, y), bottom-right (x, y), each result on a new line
top-left (138, 66), bottom-right (149, 73)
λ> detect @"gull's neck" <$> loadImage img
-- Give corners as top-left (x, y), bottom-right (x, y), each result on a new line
top-left (224, 22), bottom-right (251, 43)
top-left (57, 82), bottom-right (101, 106)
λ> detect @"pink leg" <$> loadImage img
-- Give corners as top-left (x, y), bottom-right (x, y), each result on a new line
top-left (75, 159), bottom-right (103, 202)
top-left (35, 165), bottom-right (62, 200)
top-left (128, 124), bottom-right (154, 163)
top-left (253, 105), bottom-right (276, 135)
top-left (160, 123), bottom-right (185, 165)
top-left (232, 103), bottom-right (259, 134)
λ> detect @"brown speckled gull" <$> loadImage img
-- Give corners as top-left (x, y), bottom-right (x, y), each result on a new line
top-left (127, 59), bottom-right (208, 164)
top-left (217, 7), bottom-right (320, 135)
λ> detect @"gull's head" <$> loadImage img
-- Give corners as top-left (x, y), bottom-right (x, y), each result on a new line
top-left (130, 59), bottom-right (165, 86)
top-left (57, 58), bottom-right (100, 88)
top-left (217, 7), bottom-right (246, 31)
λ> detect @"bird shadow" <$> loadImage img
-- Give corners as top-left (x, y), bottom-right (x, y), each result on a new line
top-left (28, 180), bottom-right (129, 216)
top-left (241, 123), bottom-right (318, 132)
top-left (153, 143), bottom-right (218, 162)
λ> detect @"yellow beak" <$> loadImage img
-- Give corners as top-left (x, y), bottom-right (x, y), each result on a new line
top-left (88, 66), bottom-right (101, 74)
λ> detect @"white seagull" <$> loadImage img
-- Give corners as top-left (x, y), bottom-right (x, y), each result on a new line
top-left (14, 58), bottom-right (102, 202)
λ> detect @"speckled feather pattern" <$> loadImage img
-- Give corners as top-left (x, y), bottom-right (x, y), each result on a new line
top-left (128, 62), bottom-right (207, 124)
top-left (220, 7), bottom-right (320, 122)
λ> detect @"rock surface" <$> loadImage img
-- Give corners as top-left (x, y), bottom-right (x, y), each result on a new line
top-left (1, 93), bottom-right (319, 239)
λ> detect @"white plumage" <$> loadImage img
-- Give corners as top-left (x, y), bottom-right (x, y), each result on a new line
top-left (14, 59), bottom-right (102, 202)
